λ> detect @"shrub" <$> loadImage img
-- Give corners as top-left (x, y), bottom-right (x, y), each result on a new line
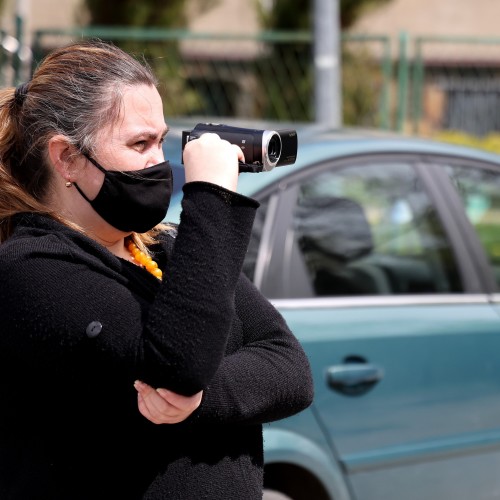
top-left (435, 130), bottom-right (500, 155)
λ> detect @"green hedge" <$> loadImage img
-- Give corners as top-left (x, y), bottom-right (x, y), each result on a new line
top-left (435, 130), bottom-right (500, 155)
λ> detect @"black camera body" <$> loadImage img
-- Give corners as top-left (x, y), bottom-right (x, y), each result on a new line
top-left (181, 123), bottom-right (298, 173)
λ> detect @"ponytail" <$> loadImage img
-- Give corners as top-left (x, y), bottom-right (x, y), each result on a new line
top-left (0, 87), bottom-right (54, 243)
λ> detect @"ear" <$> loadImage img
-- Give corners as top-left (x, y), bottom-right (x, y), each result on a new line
top-left (47, 135), bottom-right (78, 181)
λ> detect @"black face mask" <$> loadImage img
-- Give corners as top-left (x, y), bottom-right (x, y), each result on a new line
top-left (74, 154), bottom-right (173, 233)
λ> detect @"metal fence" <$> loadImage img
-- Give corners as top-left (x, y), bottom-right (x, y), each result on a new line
top-left (28, 27), bottom-right (392, 129)
top-left (409, 36), bottom-right (500, 137)
top-left (2, 27), bottom-right (500, 137)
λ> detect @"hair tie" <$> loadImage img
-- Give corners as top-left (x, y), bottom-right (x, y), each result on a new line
top-left (14, 82), bottom-right (29, 106)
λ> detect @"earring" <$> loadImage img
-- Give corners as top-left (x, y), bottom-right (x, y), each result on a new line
top-left (65, 181), bottom-right (73, 188)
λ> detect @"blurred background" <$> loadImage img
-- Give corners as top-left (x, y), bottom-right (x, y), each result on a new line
top-left (1, 0), bottom-right (500, 151)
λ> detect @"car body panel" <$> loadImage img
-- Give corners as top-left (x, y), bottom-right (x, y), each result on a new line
top-left (272, 298), bottom-right (500, 497)
top-left (263, 419), bottom-right (352, 500)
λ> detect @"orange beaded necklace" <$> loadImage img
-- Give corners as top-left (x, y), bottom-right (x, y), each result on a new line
top-left (125, 238), bottom-right (163, 280)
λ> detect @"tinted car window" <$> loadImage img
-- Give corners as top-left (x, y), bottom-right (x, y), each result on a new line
top-left (162, 131), bottom-right (186, 197)
top-left (289, 161), bottom-right (462, 296)
top-left (443, 164), bottom-right (500, 289)
top-left (243, 196), bottom-right (270, 282)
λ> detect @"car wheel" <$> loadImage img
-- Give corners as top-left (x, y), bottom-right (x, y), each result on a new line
top-left (262, 489), bottom-right (293, 500)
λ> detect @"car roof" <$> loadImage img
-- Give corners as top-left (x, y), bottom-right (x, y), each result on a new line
top-left (164, 120), bottom-right (500, 220)
top-left (166, 118), bottom-right (500, 167)
top-left (238, 126), bottom-right (500, 196)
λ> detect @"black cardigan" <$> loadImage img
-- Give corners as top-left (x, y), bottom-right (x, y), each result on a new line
top-left (0, 182), bottom-right (313, 500)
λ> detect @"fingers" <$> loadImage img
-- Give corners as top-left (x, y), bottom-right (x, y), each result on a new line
top-left (156, 388), bottom-right (203, 414)
top-left (232, 143), bottom-right (245, 163)
top-left (183, 133), bottom-right (243, 191)
top-left (137, 391), bottom-right (163, 424)
top-left (134, 380), bottom-right (203, 425)
top-left (135, 380), bottom-right (171, 424)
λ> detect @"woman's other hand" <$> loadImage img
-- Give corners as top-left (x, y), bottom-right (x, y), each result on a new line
top-left (134, 380), bottom-right (203, 424)
top-left (182, 132), bottom-right (244, 192)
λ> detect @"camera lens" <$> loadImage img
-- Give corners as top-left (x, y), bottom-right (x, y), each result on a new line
top-left (267, 133), bottom-right (282, 164)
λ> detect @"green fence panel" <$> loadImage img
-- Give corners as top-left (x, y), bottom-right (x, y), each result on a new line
top-left (410, 35), bottom-right (500, 136)
top-left (396, 31), bottom-right (409, 133)
top-left (0, 30), bottom-right (21, 87)
top-left (30, 27), bottom-right (393, 128)
top-left (11, 28), bottom-right (500, 137)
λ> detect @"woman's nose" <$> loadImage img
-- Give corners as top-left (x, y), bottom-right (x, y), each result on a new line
top-left (146, 148), bottom-right (165, 167)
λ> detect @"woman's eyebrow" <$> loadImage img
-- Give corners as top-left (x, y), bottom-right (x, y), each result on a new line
top-left (131, 126), bottom-right (169, 140)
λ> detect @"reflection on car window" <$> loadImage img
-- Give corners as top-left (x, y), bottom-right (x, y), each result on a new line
top-left (443, 165), bottom-right (500, 290)
top-left (243, 196), bottom-right (269, 282)
top-left (292, 162), bottom-right (462, 297)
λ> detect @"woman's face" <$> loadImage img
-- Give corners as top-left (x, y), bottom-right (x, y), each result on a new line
top-left (95, 83), bottom-right (168, 171)
top-left (76, 84), bottom-right (168, 200)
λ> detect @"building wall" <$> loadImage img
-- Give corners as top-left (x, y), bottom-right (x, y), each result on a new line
top-left (351, 0), bottom-right (500, 61)
top-left (4, 0), bottom-right (499, 59)
top-left (2, 0), bottom-right (85, 40)
top-left (3, 0), bottom-right (500, 42)
top-left (353, 0), bottom-right (500, 39)
top-left (1, 0), bottom-right (257, 40)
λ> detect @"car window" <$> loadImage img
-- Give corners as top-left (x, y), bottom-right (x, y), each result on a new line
top-left (442, 164), bottom-right (500, 290)
top-left (243, 196), bottom-right (269, 282)
top-left (288, 161), bottom-right (462, 297)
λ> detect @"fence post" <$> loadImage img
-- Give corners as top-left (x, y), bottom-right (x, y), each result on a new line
top-left (396, 31), bottom-right (409, 132)
top-left (411, 37), bottom-right (424, 134)
top-left (13, 0), bottom-right (28, 85)
top-left (380, 37), bottom-right (392, 130)
top-left (313, 0), bottom-right (342, 127)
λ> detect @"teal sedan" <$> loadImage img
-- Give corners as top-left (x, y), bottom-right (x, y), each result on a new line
top-left (164, 124), bottom-right (500, 500)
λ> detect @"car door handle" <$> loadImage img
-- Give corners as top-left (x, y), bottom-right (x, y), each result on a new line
top-left (326, 363), bottom-right (384, 396)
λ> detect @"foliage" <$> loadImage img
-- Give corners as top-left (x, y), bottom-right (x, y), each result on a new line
top-left (81, 0), bottom-right (392, 122)
top-left (84, 0), bottom-right (215, 28)
top-left (435, 130), bottom-right (500, 155)
top-left (255, 0), bottom-right (391, 123)
top-left (342, 48), bottom-right (382, 126)
top-left (257, 0), bottom-right (392, 30)
top-left (83, 0), bottom-right (217, 116)
top-left (339, 0), bottom-right (392, 29)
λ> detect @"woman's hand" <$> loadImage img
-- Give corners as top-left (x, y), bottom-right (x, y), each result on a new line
top-left (182, 132), bottom-right (245, 192)
top-left (134, 380), bottom-right (203, 424)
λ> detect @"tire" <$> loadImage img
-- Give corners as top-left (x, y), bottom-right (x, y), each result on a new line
top-left (262, 489), bottom-right (293, 500)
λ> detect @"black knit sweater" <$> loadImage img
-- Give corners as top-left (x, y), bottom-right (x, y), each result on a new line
top-left (0, 181), bottom-right (313, 500)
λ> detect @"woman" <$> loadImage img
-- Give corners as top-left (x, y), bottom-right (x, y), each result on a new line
top-left (0, 40), bottom-right (313, 499)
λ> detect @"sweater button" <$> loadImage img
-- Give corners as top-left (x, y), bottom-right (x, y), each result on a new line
top-left (86, 321), bottom-right (103, 338)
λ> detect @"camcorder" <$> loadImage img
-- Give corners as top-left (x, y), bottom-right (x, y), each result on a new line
top-left (181, 123), bottom-right (298, 173)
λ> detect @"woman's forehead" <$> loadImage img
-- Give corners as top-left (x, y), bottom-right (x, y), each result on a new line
top-left (105, 85), bottom-right (166, 140)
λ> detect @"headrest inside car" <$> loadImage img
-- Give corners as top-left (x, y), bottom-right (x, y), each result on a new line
top-left (295, 196), bottom-right (374, 262)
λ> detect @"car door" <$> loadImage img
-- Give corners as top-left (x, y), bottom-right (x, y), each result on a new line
top-left (246, 154), bottom-right (500, 500)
